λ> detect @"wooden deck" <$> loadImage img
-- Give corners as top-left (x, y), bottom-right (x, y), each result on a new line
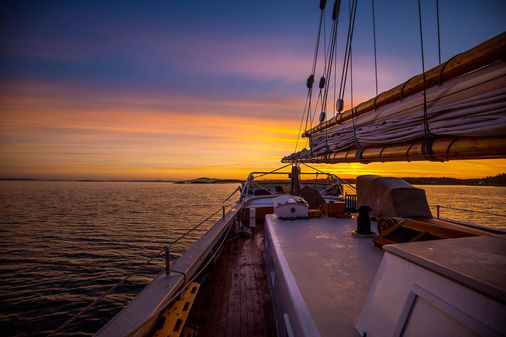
top-left (187, 224), bottom-right (276, 337)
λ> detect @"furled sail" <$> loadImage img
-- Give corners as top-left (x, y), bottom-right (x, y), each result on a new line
top-left (283, 32), bottom-right (506, 164)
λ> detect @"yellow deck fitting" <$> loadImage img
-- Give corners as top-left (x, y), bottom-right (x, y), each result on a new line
top-left (153, 282), bottom-right (200, 337)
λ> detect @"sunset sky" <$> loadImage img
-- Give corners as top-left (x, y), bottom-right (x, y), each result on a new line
top-left (1, 0), bottom-right (505, 180)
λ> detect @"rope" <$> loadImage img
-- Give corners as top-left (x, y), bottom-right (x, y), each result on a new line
top-left (253, 163), bottom-right (292, 179)
top-left (310, 90), bottom-right (323, 129)
top-left (318, 0), bottom-right (342, 150)
top-left (295, 2), bottom-right (327, 152)
top-left (313, 5), bottom-right (325, 76)
top-left (435, 205), bottom-right (504, 218)
top-left (300, 162), bottom-right (357, 191)
top-left (295, 92), bottom-right (311, 152)
top-left (337, 0), bottom-right (358, 104)
top-left (372, 0), bottom-right (378, 96)
top-left (417, 0), bottom-right (432, 141)
top-left (322, 6), bottom-right (340, 112)
top-left (348, 17), bottom-right (361, 149)
top-left (436, 0), bottom-right (442, 65)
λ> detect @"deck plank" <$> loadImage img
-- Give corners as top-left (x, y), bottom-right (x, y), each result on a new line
top-left (187, 224), bottom-right (276, 337)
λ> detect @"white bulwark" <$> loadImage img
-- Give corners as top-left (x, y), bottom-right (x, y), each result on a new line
top-left (357, 235), bottom-right (506, 337)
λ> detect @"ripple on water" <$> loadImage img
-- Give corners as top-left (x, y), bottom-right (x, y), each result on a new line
top-left (0, 181), bottom-right (239, 337)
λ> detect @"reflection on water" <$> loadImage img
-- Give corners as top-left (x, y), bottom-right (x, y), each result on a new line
top-left (0, 181), bottom-right (504, 336)
top-left (421, 185), bottom-right (506, 229)
top-left (0, 181), bottom-right (238, 337)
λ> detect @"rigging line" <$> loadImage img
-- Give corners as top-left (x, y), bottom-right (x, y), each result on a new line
top-left (372, 0), bottom-right (378, 96)
top-left (310, 90), bottom-right (323, 129)
top-left (300, 162), bottom-right (357, 192)
top-left (348, 0), bottom-right (360, 148)
top-left (436, 0), bottom-right (442, 65)
top-left (337, 0), bottom-right (353, 100)
top-left (323, 9), bottom-right (327, 73)
top-left (350, 45), bottom-right (361, 148)
top-left (417, 0), bottom-right (432, 139)
top-left (322, 1), bottom-right (341, 114)
top-left (295, 92), bottom-right (311, 152)
top-left (297, 1), bottom-right (326, 153)
top-left (254, 163), bottom-right (292, 179)
top-left (304, 89), bottom-right (313, 132)
top-left (322, 25), bottom-right (338, 148)
top-left (322, 20), bottom-right (339, 111)
top-left (321, 0), bottom-right (340, 116)
top-left (321, 25), bottom-right (336, 150)
top-left (312, 6), bottom-right (325, 75)
top-left (333, 22), bottom-right (338, 116)
top-left (337, 0), bottom-right (358, 102)
top-left (342, 0), bottom-right (358, 100)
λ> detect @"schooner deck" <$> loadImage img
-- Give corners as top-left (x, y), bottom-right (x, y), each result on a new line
top-left (187, 223), bottom-right (276, 337)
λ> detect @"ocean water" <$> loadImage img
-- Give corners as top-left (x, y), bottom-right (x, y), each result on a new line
top-left (0, 181), bottom-right (239, 337)
top-left (421, 185), bottom-right (506, 228)
top-left (0, 181), bottom-right (504, 336)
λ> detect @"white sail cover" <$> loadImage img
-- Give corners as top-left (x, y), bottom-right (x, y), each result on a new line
top-left (290, 61), bottom-right (506, 159)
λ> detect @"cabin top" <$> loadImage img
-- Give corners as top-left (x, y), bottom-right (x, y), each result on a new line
top-left (265, 214), bottom-right (383, 337)
top-left (385, 234), bottom-right (506, 303)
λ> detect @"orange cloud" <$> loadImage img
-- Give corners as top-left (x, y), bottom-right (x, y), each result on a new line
top-left (1, 82), bottom-right (504, 180)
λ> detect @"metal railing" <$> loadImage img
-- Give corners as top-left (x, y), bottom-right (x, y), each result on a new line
top-left (164, 199), bottom-right (238, 274)
top-left (434, 204), bottom-right (504, 219)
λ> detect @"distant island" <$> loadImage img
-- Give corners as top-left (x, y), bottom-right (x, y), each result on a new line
top-left (403, 173), bottom-right (506, 186)
top-left (175, 177), bottom-right (243, 184)
top-left (341, 173), bottom-right (506, 186)
top-left (1, 173), bottom-right (504, 186)
top-left (177, 174), bottom-right (506, 186)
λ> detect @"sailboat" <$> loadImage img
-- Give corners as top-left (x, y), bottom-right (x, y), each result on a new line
top-left (88, 1), bottom-right (506, 336)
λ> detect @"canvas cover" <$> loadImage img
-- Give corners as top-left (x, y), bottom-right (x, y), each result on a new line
top-left (357, 175), bottom-right (432, 218)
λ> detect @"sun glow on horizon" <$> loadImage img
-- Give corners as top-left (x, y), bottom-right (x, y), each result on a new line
top-left (1, 84), bottom-right (504, 180)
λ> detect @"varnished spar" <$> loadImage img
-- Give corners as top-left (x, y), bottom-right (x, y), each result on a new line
top-left (282, 136), bottom-right (506, 164)
top-left (303, 32), bottom-right (506, 137)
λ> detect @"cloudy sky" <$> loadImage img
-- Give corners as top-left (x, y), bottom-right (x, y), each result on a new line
top-left (1, 0), bottom-right (505, 179)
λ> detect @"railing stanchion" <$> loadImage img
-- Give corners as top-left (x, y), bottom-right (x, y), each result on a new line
top-left (165, 246), bottom-right (170, 276)
top-left (436, 205), bottom-right (440, 218)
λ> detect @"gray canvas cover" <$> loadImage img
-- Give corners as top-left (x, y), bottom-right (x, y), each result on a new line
top-left (357, 175), bottom-right (432, 218)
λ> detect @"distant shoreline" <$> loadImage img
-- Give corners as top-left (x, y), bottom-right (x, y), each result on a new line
top-left (0, 174), bottom-right (504, 186)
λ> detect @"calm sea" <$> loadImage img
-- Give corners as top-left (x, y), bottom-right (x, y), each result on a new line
top-left (0, 181), bottom-right (504, 336)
